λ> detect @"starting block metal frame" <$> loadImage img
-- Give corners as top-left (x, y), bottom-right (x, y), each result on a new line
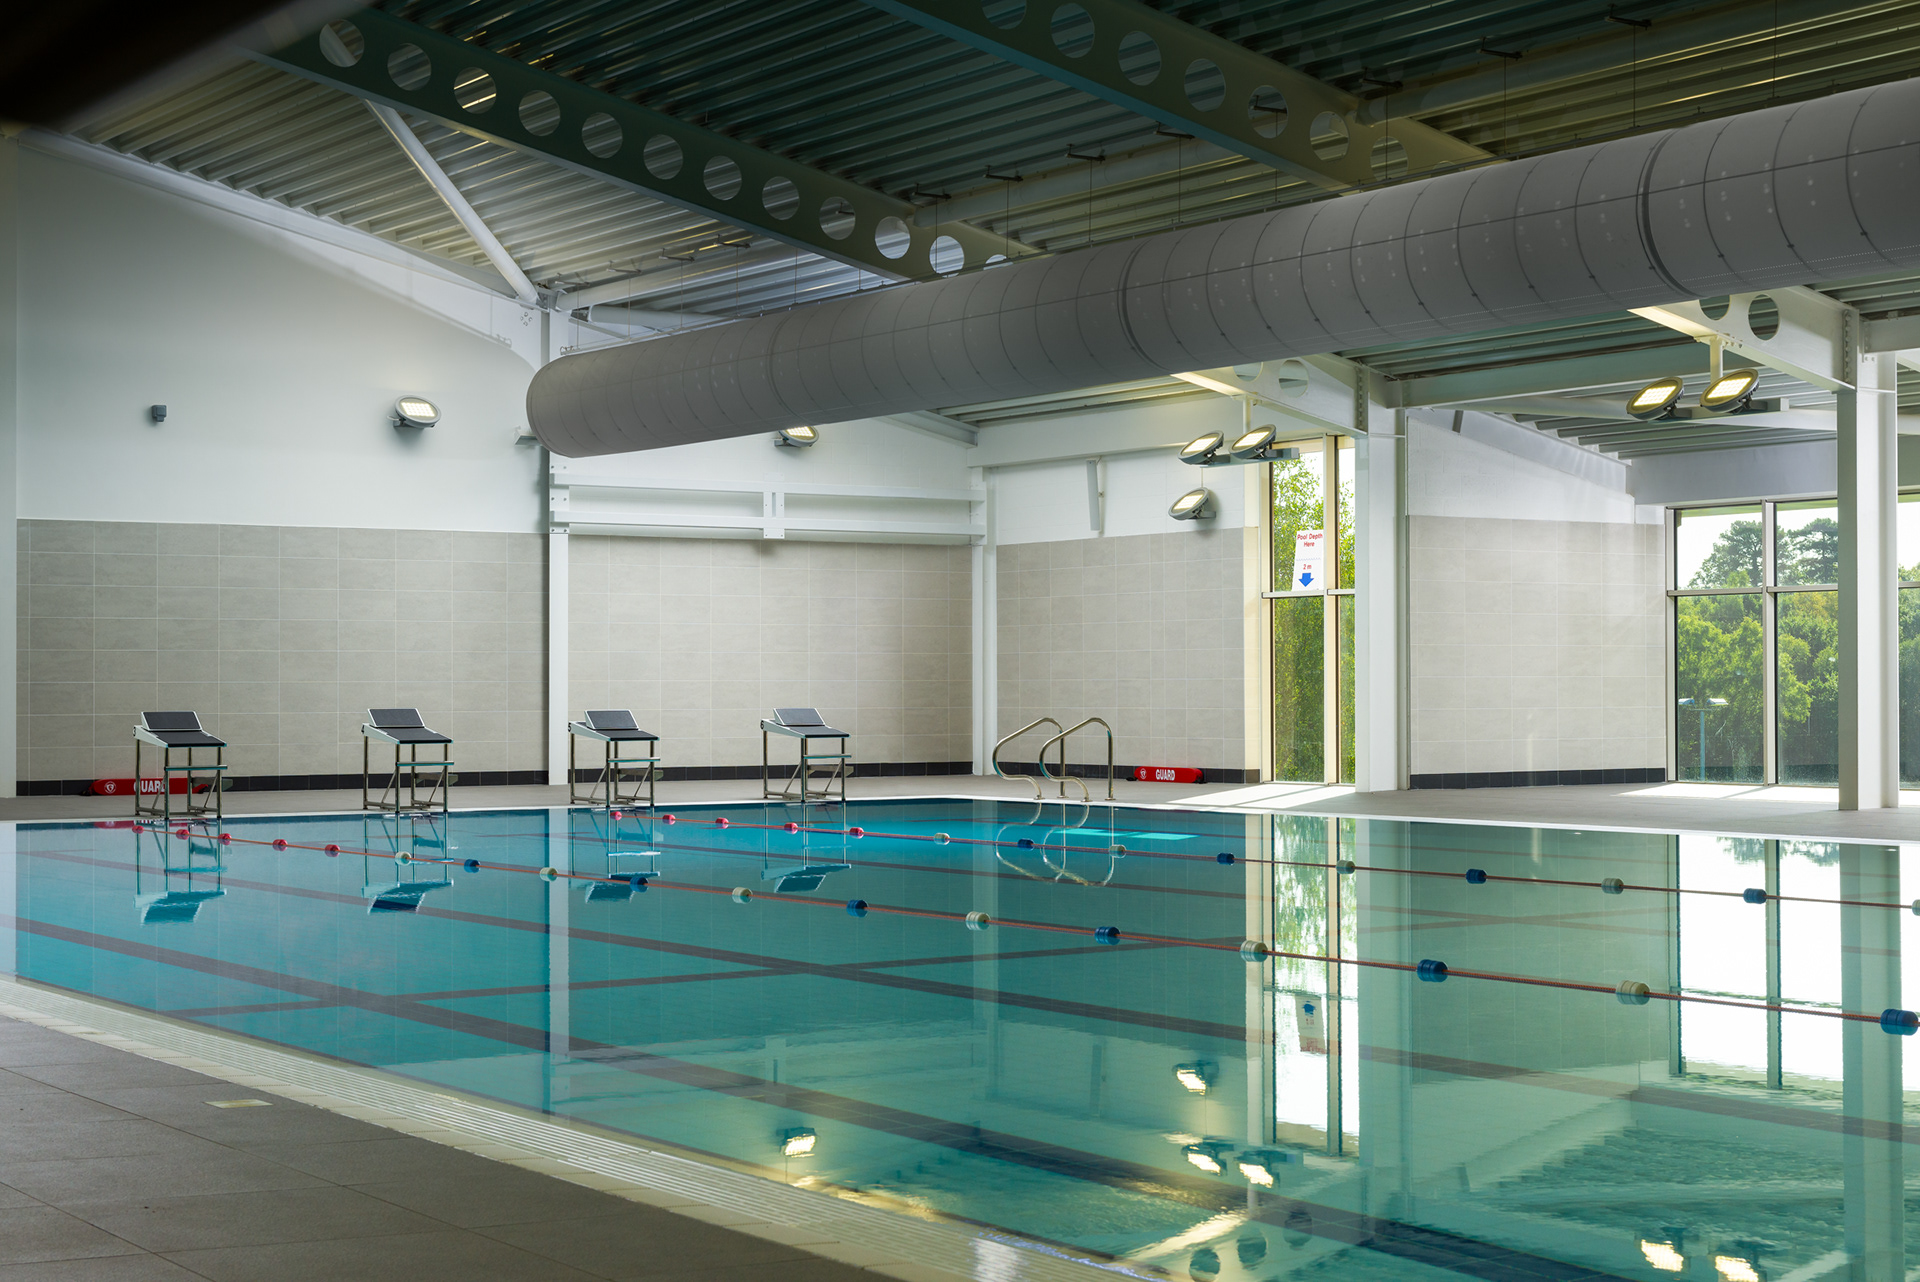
top-left (760, 707), bottom-right (851, 804)
top-left (361, 708), bottom-right (454, 814)
top-left (133, 712), bottom-right (227, 824)
top-left (567, 710), bottom-right (661, 808)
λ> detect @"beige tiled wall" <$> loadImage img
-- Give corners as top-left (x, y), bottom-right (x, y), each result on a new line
top-left (1408, 516), bottom-right (1665, 776)
top-left (996, 532), bottom-right (1252, 777)
top-left (17, 520), bottom-right (546, 784)
top-left (568, 536), bottom-right (971, 769)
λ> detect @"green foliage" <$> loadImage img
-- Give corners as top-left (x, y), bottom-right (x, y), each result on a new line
top-left (1268, 451), bottom-right (1355, 782)
top-left (1674, 594), bottom-right (1763, 782)
top-left (1777, 516), bottom-right (1838, 585)
top-left (1687, 518), bottom-right (1762, 588)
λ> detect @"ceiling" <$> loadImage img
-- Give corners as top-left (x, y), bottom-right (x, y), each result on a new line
top-left (44, 0), bottom-right (1920, 456)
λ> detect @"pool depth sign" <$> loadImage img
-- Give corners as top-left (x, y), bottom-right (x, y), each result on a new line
top-left (1292, 529), bottom-right (1325, 590)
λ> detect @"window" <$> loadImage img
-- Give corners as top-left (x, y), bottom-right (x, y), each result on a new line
top-left (1271, 437), bottom-right (1354, 783)
top-left (1672, 497), bottom-right (1920, 786)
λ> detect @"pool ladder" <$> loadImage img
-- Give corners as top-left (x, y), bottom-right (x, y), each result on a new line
top-left (991, 716), bottom-right (1115, 801)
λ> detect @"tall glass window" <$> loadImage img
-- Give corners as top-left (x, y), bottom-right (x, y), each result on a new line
top-left (1271, 437), bottom-right (1355, 783)
top-left (1673, 496), bottom-right (1914, 785)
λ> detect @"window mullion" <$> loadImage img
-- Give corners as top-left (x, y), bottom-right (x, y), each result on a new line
top-left (1323, 436), bottom-right (1339, 786)
top-left (1762, 500), bottom-right (1778, 785)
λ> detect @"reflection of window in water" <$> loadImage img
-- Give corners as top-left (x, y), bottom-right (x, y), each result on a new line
top-left (1678, 836), bottom-right (1768, 1076)
top-left (1678, 837), bottom-right (1920, 1089)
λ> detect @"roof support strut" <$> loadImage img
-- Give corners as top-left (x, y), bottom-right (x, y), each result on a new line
top-left (363, 101), bottom-right (539, 305)
top-left (862, 0), bottom-right (1489, 191)
top-left (258, 7), bottom-right (1029, 281)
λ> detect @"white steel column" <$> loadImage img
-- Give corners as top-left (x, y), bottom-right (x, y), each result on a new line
top-left (0, 135), bottom-right (18, 798)
top-left (1353, 411), bottom-right (1405, 792)
top-left (546, 515), bottom-right (569, 787)
top-left (1837, 343), bottom-right (1900, 810)
top-left (543, 307), bottom-right (570, 789)
top-left (971, 468), bottom-right (997, 774)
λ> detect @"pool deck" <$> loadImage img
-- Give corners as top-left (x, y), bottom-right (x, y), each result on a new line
top-left (7, 775), bottom-right (1920, 845)
top-left (0, 1010), bottom-right (881, 1282)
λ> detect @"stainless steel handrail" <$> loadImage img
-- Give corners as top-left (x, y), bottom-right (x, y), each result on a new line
top-left (1036, 717), bottom-right (1115, 801)
top-left (991, 717), bottom-right (1063, 799)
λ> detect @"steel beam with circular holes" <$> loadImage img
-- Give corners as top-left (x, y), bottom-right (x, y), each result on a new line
top-left (863, 0), bottom-right (1491, 191)
top-left (256, 8), bottom-right (1032, 283)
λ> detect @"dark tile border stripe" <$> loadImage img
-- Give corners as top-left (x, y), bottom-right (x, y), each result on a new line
top-left (1408, 767), bottom-right (1666, 791)
top-left (16, 762), bottom-right (979, 797)
top-left (997, 762), bottom-right (1260, 785)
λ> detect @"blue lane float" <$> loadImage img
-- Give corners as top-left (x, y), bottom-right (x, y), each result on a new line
top-left (1881, 1008), bottom-right (1918, 1035)
top-left (1093, 925), bottom-right (1121, 944)
top-left (846, 899), bottom-right (868, 917)
top-left (1217, 852), bottom-right (1235, 865)
top-left (1464, 868), bottom-right (1487, 884)
top-left (628, 874), bottom-right (649, 890)
top-left (1017, 838), bottom-right (1034, 849)
top-left (1416, 959), bottom-right (1449, 983)
top-left (463, 859), bottom-right (479, 872)
top-left (1336, 859), bottom-right (1356, 874)
top-left (1743, 888), bottom-right (1769, 904)
top-left (1600, 878), bottom-right (1624, 894)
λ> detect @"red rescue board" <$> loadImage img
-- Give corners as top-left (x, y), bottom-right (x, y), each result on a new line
top-left (1133, 766), bottom-right (1204, 783)
top-left (92, 778), bottom-right (208, 796)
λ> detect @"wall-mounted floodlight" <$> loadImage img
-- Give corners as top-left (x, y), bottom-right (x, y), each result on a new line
top-left (1236, 1149), bottom-right (1295, 1187)
top-left (1625, 376), bottom-right (1684, 421)
top-left (1173, 1061), bottom-right (1214, 1093)
top-left (1178, 431), bottom-right (1228, 466)
top-left (1168, 489), bottom-right (1215, 522)
top-left (775, 425), bottom-right (818, 448)
top-left (780, 1127), bottom-right (817, 1157)
top-left (1183, 1140), bottom-right (1233, 1174)
top-left (1228, 424), bottom-right (1302, 463)
top-left (1698, 367), bottom-right (1760, 415)
top-left (393, 397), bottom-right (440, 429)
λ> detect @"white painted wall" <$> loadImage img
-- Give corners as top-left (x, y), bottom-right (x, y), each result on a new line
top-left (15, 145), bottom-right (545, 534)
top-left (993, 448), bottom-right (1262, 545)
top-left (1407, 409), bottom-right (1638, 524)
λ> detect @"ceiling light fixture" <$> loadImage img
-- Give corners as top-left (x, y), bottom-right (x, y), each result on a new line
top-left (1179, 431), bottom-right (1229, 466)
top-left (775, 425), bottom-right (818, 448)
top-left (1228, 425), bottom-right (1302, 463)
top-left (1624, 375), bottom-right (1684, 421)
top-left (1698, 367), bottom-right (1760, 415)
top-left (1169, 489), bottom-right (1215, 522)
top-left (393, 397), bottom-right (440, 429)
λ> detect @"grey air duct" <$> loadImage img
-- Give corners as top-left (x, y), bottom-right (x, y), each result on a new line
top-left (528, 79), bottom-right (1920, 457)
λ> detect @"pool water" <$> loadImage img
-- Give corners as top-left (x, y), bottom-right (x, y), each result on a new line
top-left (6, 799), bottom-right (1918, 1281)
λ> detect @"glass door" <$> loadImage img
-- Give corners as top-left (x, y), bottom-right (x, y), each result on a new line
top-left (1271, 437), bottom-right (1354, 783)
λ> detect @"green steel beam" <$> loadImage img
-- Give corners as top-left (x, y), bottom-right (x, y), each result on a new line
top-left (258, 8), bottom-right (1031, 282)
top-left (863, 0), bottom-right (1489, 191)
top-left (1385, 344), bottom-right (1711, 409)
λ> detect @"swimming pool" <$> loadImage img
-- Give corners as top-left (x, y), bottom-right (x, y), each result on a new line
top-left (5, 799), bottom-right (1917, 1280)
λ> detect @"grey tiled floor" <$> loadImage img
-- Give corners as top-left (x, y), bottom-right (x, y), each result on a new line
top-left (0, 1017), bottom-right (876, 1282)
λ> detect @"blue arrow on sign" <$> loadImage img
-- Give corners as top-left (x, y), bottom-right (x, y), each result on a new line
top-left (1298, 570), bottom-right (1314, 587)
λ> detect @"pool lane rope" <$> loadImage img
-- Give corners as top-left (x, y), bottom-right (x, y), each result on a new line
top-left (137, 817), bottom-right (1920, 918)
top-left (123, 822), bottom-right (1920, 1034)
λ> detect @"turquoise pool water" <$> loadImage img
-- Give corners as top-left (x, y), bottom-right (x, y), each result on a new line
top-left (6, 800), bottom-right (1919, 1280)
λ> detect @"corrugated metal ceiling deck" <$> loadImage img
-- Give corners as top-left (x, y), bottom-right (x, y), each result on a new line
top-left (49, 0), bottom-right (1920, 457)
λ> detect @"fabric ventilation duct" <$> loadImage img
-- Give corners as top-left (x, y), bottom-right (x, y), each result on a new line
top-left (528, 80), bottom-right (1920, 457)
